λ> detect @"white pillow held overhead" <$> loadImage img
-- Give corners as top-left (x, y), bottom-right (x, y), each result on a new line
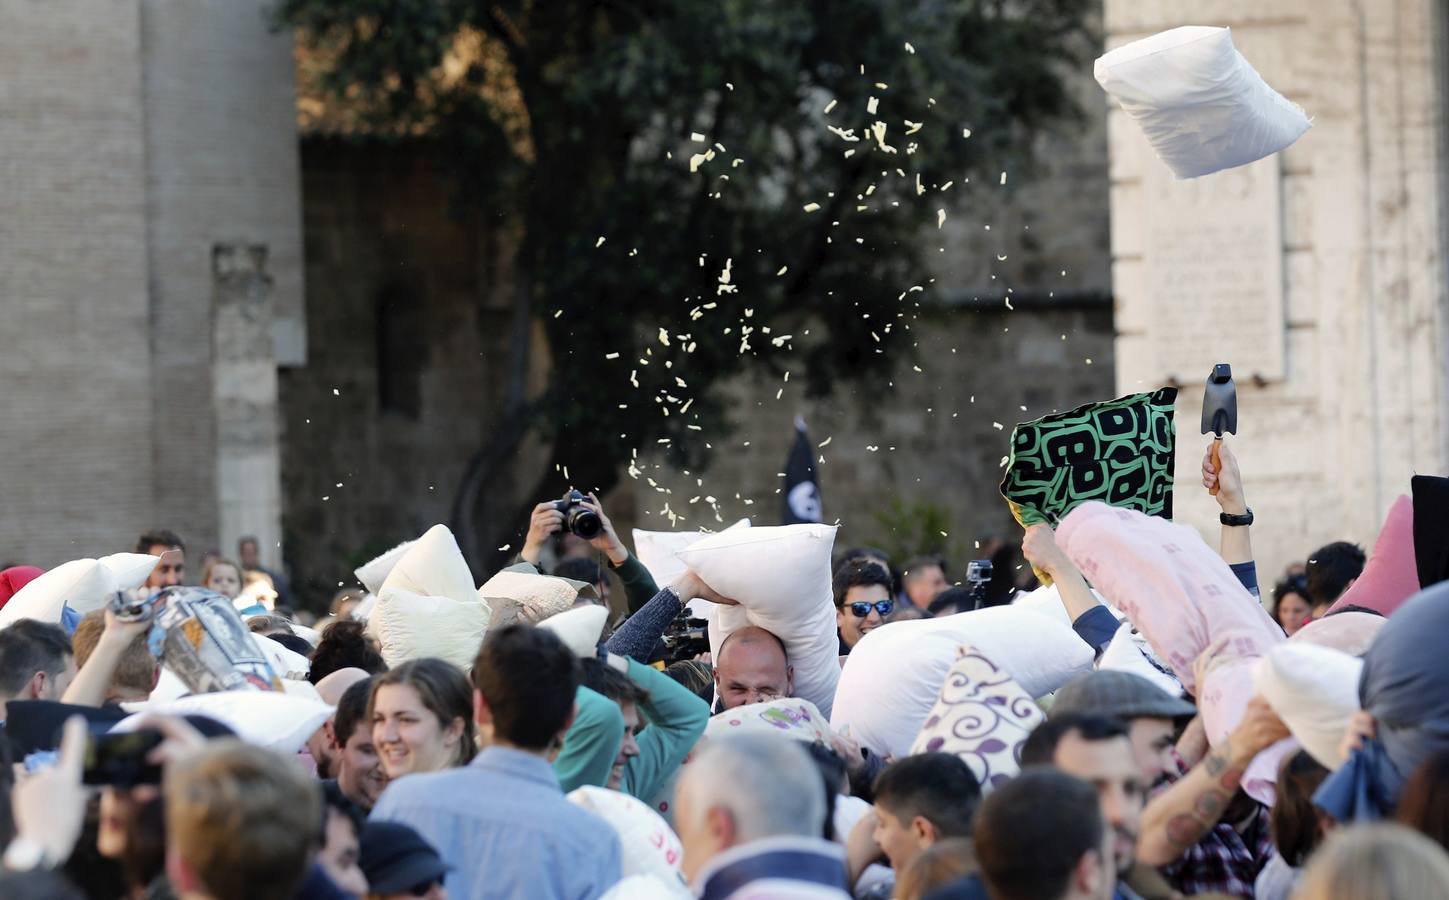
top-left (1095, 26), bottom-right (1310, 178)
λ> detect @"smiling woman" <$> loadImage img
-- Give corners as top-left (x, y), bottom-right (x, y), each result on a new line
top-left (368, 659), bottom-right (476, 781)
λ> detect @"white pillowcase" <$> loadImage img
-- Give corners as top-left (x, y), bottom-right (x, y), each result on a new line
top-left (379, 525), bottom-right (477, 607)
top-left (1095, 26), bottom-right (1310, 178)
top-left (369, 588), bottom-right (491, 670)
top-left (633, 520), bottom-right (750, 615)
top-left (539, 605), bottom-right (609, 657)
top-left (678, 524), bottom-right (840, 717)
top-left (117, 691), bottom-right (334, 755)
top-left (354, 538), bottom-right (417, 595)
top-left (568, 786), bottom-right (687, 888)
top-left (251, 633), bottom-right (311, 680)
top-left (479, 568), bottom-right (590, 627)
top-left (0, 552), bottom-right (160, 628)
top-left (705, 699), bottom-right (833, 745)
top-left (830, 608), bottom-right (1093, 758)
top-left (1255, 642), bottom-right (1363, 770)
top-left (1098, 623), bottom-right (1184, 698)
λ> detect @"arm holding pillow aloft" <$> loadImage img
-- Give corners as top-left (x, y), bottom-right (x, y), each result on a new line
top-left (606, 571), bottom-right (731, 664)
top-left (554, 686), bottom-right (627, 792)
top-left (1022, 524), bottom-right (1117, 657)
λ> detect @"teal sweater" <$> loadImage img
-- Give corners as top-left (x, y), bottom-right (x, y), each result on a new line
top-left (553, 657), bottom-right (708, 801)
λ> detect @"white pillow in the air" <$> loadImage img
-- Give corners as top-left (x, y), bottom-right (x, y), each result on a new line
top-left (354, 538), bottom-right (417, 595)
top-left (633, 519), bottom-right (751, 587)
top-left (369, 588), bottom-right (491, 670)
top-left (539, 605), bottom-right (609, 657)
top-left (830, 607), bottom-right (1092, 758)
top-left (0, 552), bottom-right (160, 628)
top-left (379, 525), bottom-right (477, 606)
top-left (1255, 642), bottom-right (1362, 770)
top-left (116, 691), bottom-right (334, 755)
top-left (679, 525), bottom-right (840, 718)
top-left (1095, 26), bottom-right (1310, 178)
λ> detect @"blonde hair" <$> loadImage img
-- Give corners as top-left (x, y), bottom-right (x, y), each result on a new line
top-left (72, 610), bottom-right (157, 700)
top-left (200, 557), bottom-right (243, 598)
top-left (1295, 823), bottom-right (1449, 900)
top-left (166, 740), bottom-right (321, 900)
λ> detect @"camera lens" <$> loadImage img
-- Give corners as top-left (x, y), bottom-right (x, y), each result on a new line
top-left (568, 507), bottom-right (603, 539)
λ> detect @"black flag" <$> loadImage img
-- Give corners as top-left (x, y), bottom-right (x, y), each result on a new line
top-left (782, 417), bottom-right (823, 524)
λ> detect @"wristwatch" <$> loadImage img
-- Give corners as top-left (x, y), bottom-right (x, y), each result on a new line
top-left (3, 837), bottom-right (50, 871)
top-left (1220, 508), bottom-right (1254, 527)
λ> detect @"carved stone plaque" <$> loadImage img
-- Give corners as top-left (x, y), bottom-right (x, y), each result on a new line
top-left (1143, 156), bottom-right (1286, 382)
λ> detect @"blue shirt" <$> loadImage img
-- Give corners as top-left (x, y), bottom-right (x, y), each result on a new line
top-left (371, 746), bottom-right (622, 900)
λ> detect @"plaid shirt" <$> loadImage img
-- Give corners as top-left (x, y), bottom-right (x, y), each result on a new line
top-left (1157, 754), bottom-right (1274, 899)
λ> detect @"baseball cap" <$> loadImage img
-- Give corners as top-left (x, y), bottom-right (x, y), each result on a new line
top-left (359, 821), bottom-right (449, 894)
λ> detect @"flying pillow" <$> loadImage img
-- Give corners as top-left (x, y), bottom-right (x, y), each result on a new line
top-left (480, 567), bottom-right (593, 628)
top-left (117, 691), bottom-right (333, 755)
top-left (633, 520), bottom-right (750, 615)
top-left (369, 588), bottom-right (491, 669)
top-left (830, 607), bottom-right (1091, 758)
top-left (1095, 26), bottom-right (1310, 178)
top-left (354, 537), bottom-right (417, 595)
top-left (539, 605), bottom-right (610, 657)
top-left (679, 524), bottom-right (840, 717)
top-left (1256, 642), bottom-right (1363, 770)
top-left (0, 553), bottom-right (160, 628)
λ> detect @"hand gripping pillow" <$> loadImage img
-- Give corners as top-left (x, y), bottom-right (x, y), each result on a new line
top-left (680, 524), bottom-right (841, 717)
top-left (117, 691), bottom-right (334, 755)
top-left (1328, 495), bottom-right (1418, 617)
top-left (705, 698), bottom-right (833, 745)
top-left (830, 607), bottom-right (1092, 758)
top-left (567, 786), bottom-right (686, 887)
top-left (0, 553), bottom-right (160, 628)
top-left (539, 604), bottom-right (610, 657)
top-left (909, 645), bottom-right (1046, 792)
top-left (1256, 642), bottom-right (1363, 770)
top-left (633, 519), bottom-right (751, 587)
top-left (1095, 26), bottom-right (1310, 179)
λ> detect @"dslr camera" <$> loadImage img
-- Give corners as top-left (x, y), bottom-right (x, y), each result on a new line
top-left (553, 490), bottom-right (604, 540)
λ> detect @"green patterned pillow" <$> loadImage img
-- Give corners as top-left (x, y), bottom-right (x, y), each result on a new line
top-left (1000, 388), bottom-right (1178, 529)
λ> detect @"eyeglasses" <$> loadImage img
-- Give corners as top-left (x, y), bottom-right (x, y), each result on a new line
top-left (847, 599), bottom-right (894, 618)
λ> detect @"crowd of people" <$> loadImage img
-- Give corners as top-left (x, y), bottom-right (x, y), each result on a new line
top-left (0, 437), bottom-right (1445, 900)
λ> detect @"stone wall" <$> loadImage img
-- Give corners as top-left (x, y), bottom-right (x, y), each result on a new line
top-left (1105, 0), bottom-right (1449, 579)
top-left (0, 1), bottom-right (303, 569)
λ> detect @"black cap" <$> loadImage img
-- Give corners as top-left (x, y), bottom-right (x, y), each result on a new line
top-left (359, 821), bottom-right (449, 894)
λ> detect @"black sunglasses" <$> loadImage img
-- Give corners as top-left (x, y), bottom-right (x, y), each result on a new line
top-left (848, 599), bottom-right (894, 618)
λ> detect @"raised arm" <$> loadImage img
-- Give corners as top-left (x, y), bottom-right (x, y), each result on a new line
top-left (61, 610), bottom-right (151, 707)
top-left (1022, 524), bottom-right (1117, 656)
top-left (1202, 441), bottom-right (1257, 594)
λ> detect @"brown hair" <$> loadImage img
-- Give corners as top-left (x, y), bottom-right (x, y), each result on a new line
top-left (165, 740), bottom-right (321, 900)
top-left (72, 610), bottom-right (157, 700)
top-left (1397, 750), bottom-right (1449, 852)
top-left (369, 658), bottom-right (477, 766)
top-left (896, 838), bottom-right (977, 900)
top-left (1272, 750), bottom-right (1331, 866)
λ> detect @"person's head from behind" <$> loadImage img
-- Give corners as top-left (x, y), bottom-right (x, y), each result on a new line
top-left (833, 560), bottom-right (894, 648)
top-left (901, 556), bottom-right (949, 609)
top-left (330, 589), bottom-right (363, 622)
top-left (674, 734), bottom-right (827, 883)
top-left (1272, 573), bottom-right (1314, 635)
top-left (927, 586), bottom-right (975, 617)
top-left (552, 557), bottom-right (609, 606)
top-left (975, 768), bottom-right (1112, 900)
top-left (73, 610), bottom-right (159, 702)
top-left (1049, 670), bottom-right (1194, 790)
top-left (713, 625), bottom-right (792, 709)
top-left (871, 753), bottom-right (981, 872)
top-left (334, 676), bottom-right (387, 811)
top-left (369, 658), bottom-right (476, 779)
top-left (1296, 823), bottom-right (1449, 900)
top-left (472, 624), bottom-right (580, 751)
top-left (309, 620), bottom-right (387, 685)
top-left (579, 657), bottom-right (648, 789)
top-left (0, 619), bottom-right (75, 709)
top-left (246, 614), bottom-right (294, 638)
top-left (165, 739), bottom-right (322, 900)
top-left (199, 558), bottom-right (243, 601)
top-left (137, 529), bottom-right (185, 589)
top-left (318, 783), bottom-right (368, 898)
top-left (895, 838), bottom-right (976, 900)
top-left (1021, 714), bottom-right (1143, 877)
top-left (359, 821), bottom-right (448, 900)
top-left (1305, 541), bottom-right (1366, 616)
top-left (836, 546), bottom-right (892, 577)
top-left (1272, 750), bottom-right (1332, 867)
top-left (1396, 749), bottom-right (1449, 853)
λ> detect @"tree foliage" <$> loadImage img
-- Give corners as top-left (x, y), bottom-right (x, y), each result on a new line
top-left (276, 0), bottom-right (1096, 568)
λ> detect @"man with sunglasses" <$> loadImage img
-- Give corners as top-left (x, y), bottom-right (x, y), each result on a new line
top-left (833, 560), bottom-right (895, 653)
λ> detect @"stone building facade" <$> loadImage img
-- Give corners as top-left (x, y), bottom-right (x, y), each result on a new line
top-left (1105, 0), bottom-right (1449, 577)
top-left (0, 0), bottom-right (302, 569)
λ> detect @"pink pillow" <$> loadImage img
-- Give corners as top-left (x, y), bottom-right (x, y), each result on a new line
top-left (1328, 494), bottom-right (1417, 617)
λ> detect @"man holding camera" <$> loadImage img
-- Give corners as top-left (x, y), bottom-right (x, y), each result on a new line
top-left (520, 491), bottom-right (660, 613)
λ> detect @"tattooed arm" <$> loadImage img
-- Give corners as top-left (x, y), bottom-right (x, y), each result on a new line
top-left (1137, 697), bottom-right (1290, 866)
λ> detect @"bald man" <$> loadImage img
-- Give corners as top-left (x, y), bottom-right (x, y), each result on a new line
top-left (713, 625), bottom-right (793, 711)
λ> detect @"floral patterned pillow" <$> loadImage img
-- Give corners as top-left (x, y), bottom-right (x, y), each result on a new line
top-left (909, 645), bottom-right (1045, 792)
